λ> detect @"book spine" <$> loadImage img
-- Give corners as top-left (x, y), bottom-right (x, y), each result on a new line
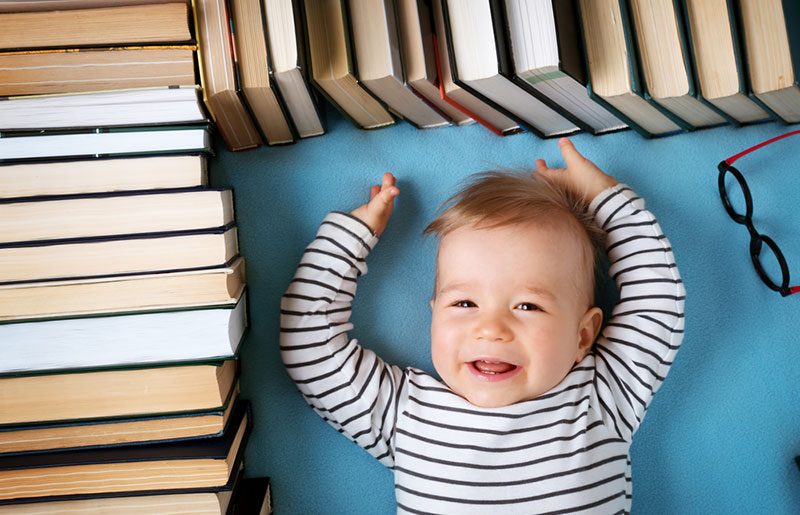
top-left (678, 0), bottom-right (742, 126)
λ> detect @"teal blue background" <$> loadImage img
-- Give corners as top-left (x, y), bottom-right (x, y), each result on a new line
top-left (210, 104), bottom-right (800, 514)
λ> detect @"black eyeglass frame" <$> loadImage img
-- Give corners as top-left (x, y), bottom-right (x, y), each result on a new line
top-left (717, 129), bottom-right (800, 298)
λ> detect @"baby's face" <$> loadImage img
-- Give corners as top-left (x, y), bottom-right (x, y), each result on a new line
top-left (430, 221), bottom-right (599, 408)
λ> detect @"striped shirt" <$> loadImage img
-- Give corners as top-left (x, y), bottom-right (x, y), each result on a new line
top-left (280, 185), bottom-right (685, 514)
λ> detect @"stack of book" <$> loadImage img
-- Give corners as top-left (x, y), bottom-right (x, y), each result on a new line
top-left (0, 1), bottom-right (271, 512)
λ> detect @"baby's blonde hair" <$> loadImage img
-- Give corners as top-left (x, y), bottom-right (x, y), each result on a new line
top-left (424, 170), bottom-right (605, 307)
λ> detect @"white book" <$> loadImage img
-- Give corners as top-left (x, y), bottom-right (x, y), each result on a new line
top-left (0, 87), bottom-right (207, 131)
top-left (0, 125), bottom-right (211, 161)
top-left (0, 291), bottom-right (247, 374)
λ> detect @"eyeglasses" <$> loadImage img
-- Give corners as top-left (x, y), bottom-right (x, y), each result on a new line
top-left (718, 129), bottom-right (800, 297)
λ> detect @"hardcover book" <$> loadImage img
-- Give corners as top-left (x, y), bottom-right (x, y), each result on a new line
top-left (0, 154), bottom-right (208, 199)
top-left (0, 187), bottom-right (234, 245)
top-left (0, 125), bottom-right (213, 163)
top-left (0, 87), bottom-right (207, 132)
top-left (397, 0), bottom-right (473, 126)
top-left (263, 0), bottom-right (326, 138)
top-left (0, 463), bottom-right (244, 513)
top-left (0, 291), bottom-right (247, 374)
top-left (0, 225), bottom-right (238, 284)
top-left (0, 257), bottom-right (246, 322)
top-left (229, 477), bottom-right (273, 515)
top-left (0, 0), bottom-right (190, 11)
top-left (0, 360), bottom-right (239, 427)
top-left (0, 47), bottom-right (197, 97)
top-left (0, 389), bottom-right (240, 455)
top-left (0, 2), bottom-right (193, 51)
top-left (229, 0), bottom-right (296, 145)
top-left (735, 0), bottom-right (800, 124)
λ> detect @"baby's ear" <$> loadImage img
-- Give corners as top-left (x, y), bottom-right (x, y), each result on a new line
top-left (576, 307), bottom-right (603, 362)
top-left (430, 299), bottom-right (435, 311)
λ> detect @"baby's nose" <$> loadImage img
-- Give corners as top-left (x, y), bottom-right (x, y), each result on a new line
top-left (472, 313), bottom-right (513, 342)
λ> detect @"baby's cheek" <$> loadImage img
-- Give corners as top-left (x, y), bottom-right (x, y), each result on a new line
top-left (429, 340), bottom-right (448, 375)
top-left (430, 338), bottom-right (457, 383)
top-left (535, 342), bottom-right (578, 379)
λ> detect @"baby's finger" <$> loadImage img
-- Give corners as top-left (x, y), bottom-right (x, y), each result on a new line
top-left (534, 159), bottom-right (566, 182)
top-left (369, 184), bottom-right (381, 201)
top-left (381, 172), bottom-right (396, 190)
top-left (558, 137), bottom-right (597, 172)
top-left (374, 184), bottom-right (399, 207)
top-left (369, 182), bottom-right (398, 212)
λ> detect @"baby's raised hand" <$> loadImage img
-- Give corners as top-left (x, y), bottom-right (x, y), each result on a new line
top-left (535, 138), bottom-right (618, 203)
top-left (350, 172), bottom-right (399, 237)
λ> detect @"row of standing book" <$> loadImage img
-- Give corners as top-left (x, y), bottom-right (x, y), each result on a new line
top-left (179, 0), bottom-right (800, 143)
top-left (298, 0), bottom-right (799, 139)
top-left (1, 0), bottom-right (797, 159)
top-left (0, 1), bottom-right (272, 513)
top-left (305, 0), bottom-right (799, 139)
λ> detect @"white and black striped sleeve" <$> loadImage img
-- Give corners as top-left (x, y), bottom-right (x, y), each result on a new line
top-left (588, 184), bottom-right (686, 441)
top-left (279, 212), bottom-right (404, 468)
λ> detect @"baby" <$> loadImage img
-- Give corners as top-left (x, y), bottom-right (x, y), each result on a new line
top-left (280, 139), bottom-right (685, 514)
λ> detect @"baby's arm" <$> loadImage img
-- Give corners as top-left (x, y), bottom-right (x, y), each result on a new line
top-left (539, 139), bottom-right (686, 441)
top-left (279, 173), bottom-right (402, 467)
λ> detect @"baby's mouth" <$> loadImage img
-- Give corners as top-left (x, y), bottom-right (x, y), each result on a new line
top-left (470, 360), bottom-right (520, 380)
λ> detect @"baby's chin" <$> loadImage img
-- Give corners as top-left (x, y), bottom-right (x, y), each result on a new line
top-left (453, 388), bottom-right (534, 409)
top-left (466, 396), bottom-right (516, 409)
top-left (448, 381), bottom-right (554, 409)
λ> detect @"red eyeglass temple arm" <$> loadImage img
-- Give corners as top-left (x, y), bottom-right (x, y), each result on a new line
top-left (724, 129), bottom-right (800, 165)
top-left (791, 286), bottom-right (800, 295)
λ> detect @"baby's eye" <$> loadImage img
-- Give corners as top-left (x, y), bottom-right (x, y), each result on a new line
top-left (452, 300), bottom-right (476, 308)
top-left (515, 302), bottom-right (541, 311)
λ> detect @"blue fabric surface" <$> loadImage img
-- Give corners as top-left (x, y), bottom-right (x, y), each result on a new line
top-left (209, 104), bottom-right (800, 514)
